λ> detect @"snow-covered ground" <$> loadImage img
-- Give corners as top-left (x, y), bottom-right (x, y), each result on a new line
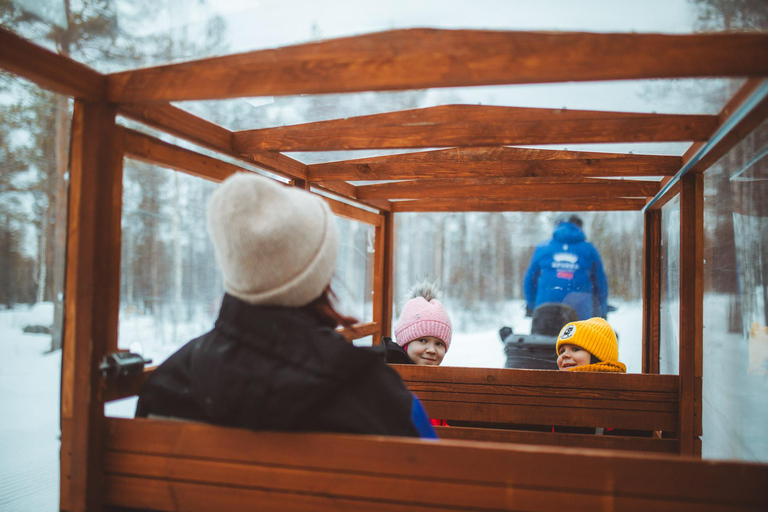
top-left (0, 305), bottom-right (60, 512)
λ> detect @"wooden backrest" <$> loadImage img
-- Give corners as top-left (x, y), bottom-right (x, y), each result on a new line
top-left (104, 417), bottom-right (766, 511)
top-left (394, 365), bottom-right (680, 451)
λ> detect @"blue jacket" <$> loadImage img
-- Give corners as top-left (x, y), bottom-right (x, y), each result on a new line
top-left (523, 222), bottom-right (608, 320)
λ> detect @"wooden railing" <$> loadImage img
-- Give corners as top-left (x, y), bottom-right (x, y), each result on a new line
top-left (102, 417), bottom-right (767, 511)
top-left (394, 365), bottom-right (681, 453)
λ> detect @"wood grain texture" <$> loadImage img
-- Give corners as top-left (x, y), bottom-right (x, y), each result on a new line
top-left (106, 28), bottom-right (768, 102)
top-left (123, 129), bottom-right (243, 182)
top-left (394, 366), bottom-right (679, 431)
top-left (643, 209), bottom-right (662, 374)
top-left (357, 178), bottom-right (661, 201)
top-left (308, 146), bottom-right (682, 181)
top-left (103, 418), bottom-right (768, 511)
top-left (0, 27), bottom-right (105, 100)
top-left (391, 197), bottom-right (647, 212)
top-left (679, 173), bottom-right (704, 456)
top-left (62, 101), bottom-right (121, 511)
top-left (321, 195), bottom-right (381, 226)
top-left (336, 321), bottom-right (380, 341)
top-left (232, 105), bottom-right (717, 151)
top-left (118, 103), bottom-right (309, 181)
top-left (435, 426), bottom-right (679, 454)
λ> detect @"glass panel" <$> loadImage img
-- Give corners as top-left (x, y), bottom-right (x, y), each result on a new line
top-left (0, 73), bottom-right (69, 510)
top-left (332, 217), bottom-right (375, 328)
top-left (393, 211), bottom-right (643, 371)
top-left (118, 161), bottom-right (223, 365)
top-left (701, 118), bottom-right (768, 462)
top-left (659, 197), bottom-right (681, 375)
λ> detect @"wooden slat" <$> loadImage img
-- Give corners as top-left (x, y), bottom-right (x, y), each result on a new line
top-left (357, 178), bottom-right (661, 201)
top-left (123, 129), bottom-right (243, 182)
top-left (106, 29), bottom-right (768, 102)
top-left (308, 147), bottom-right (683, 181)
top-left (118, 103), bottom-right (309, 181)
top-left (647, 179), bottom-right (682, 211)
top-left (396, 366), bottom-right (679, 430)
top-left (679, 172), bottom-right (704, 456)
top-left (643, 209), bottom-right (662, 374)
top-left (61, 101), bottom-right (121, 511)
top-left (372, 211), bottom-right (394, 344)
top-left (394, 366), bottom-right (678, 393)
top-left (336, 321), bottom-right (380, 341)
top-left (434, 426), bottom-right (679, 454)
top-left (322, 195), bottom-right (382, 226)
top-left (0, 26), bottom-right (105, 100)
top-left (103, 418), bottom-right (768, 511)
top-left (391, 197), bottom-right (647, 212)
top-left (232, 105), bottom-right (717, 152)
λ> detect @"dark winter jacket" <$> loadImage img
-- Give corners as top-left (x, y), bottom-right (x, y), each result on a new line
top-left (523, 222), bottom-right (608, 320)
top-left (383, 337), bottom-right (414, 365)
top-left (136, 294), bottom-right (436, 438)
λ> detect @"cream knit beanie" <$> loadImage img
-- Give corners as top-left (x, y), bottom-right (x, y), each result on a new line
top-left (207, 173), bottom-right (338, 307)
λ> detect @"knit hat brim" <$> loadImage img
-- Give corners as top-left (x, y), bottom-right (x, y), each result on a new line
top-left (556, 317), bottom-right (619, 363)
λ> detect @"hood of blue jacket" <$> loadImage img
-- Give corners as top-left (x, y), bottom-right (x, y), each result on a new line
top-left (553, 222), bottom-right (586, 244)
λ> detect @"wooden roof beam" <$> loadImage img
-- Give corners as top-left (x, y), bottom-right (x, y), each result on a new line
top-left (0, 26), bottom-right (105, 100)
top-left (233, 105), bottom-right (717, 152)
top-left (356, 178), bottom-right (661, 200)
top-left (392, 198), bottom-right (647, 212)
top-left (106, 29), bottom-right (768, 103)
top-left (308, 149), bottom-right (682, 181)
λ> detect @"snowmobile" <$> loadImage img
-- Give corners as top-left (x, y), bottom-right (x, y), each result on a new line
top-left (499, 303), bottom-right (616, 370)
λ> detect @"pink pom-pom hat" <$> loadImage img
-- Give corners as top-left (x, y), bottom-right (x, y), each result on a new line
top-left (394, 282), bottom-right (452, 350)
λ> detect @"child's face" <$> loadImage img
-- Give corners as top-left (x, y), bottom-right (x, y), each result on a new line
top-left (406, 336), bottom-right (446, 366)
top-left (557, 344), bottom-right (591, 370)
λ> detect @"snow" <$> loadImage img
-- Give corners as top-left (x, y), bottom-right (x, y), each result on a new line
top-left (0, 308), bottom-right (60, 512)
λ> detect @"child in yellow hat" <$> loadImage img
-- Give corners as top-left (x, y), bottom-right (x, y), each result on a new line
top-left (556, 317), bottom-right (626, 373)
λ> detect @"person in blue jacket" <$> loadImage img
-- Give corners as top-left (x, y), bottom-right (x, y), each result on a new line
top-left (523, 214), bottom-right (608, 320)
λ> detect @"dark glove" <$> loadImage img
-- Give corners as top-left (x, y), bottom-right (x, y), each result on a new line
top-left (525, 305), bottom-right (534, 318)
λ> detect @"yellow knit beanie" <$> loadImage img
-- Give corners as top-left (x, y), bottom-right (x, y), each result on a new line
top-left (555, 317), bottom-right (618, 363)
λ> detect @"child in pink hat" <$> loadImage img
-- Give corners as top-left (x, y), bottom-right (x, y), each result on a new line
top-left (387, 282), bottom-right (452, 366)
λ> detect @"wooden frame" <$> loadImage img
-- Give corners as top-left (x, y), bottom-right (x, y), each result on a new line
top-left (2, 23), bottom-right (768, 512)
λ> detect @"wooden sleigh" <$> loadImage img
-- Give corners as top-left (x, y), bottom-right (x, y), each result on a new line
top-left (2, 23), bottom-right (768, 511)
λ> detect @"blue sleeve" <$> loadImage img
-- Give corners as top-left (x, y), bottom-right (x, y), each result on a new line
top-left (590, 244), bottom-right (608, 317)
top-left (523, 248), bottom-right (541, 309)
top-left (410, 395), bottom-right (437, 439)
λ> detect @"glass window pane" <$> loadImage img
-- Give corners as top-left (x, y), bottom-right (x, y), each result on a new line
top-left (332, 217), bottom-right (375, 327)
top-left (702, 117), bottom-right (768, 462)
top-left (118, 161), bottom-right (223, 367)
top-left (0, 74), bottom-right (69, 511)
top-left (393, 211), bottom-right (643, 371)
top-left (659, 197), bottom-right (681, 375)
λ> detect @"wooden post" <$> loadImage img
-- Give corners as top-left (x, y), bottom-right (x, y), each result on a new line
top-left (372, 211), bottom-right (394, 345)
top-left (60, 100), bottom-right (122, 511)
top-left (642, 208), bottom-right (661, 374)
top-left (678, 172), bottom-right (704, 456)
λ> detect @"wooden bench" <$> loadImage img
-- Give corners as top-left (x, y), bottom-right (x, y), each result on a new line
top-left (394, 365), bottom-right (682, 453)
top-left (103, 417), bottom-right (767, 511)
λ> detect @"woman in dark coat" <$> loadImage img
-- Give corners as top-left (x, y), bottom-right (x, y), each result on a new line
top-left (137, 173), bottom-right (435, 438)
